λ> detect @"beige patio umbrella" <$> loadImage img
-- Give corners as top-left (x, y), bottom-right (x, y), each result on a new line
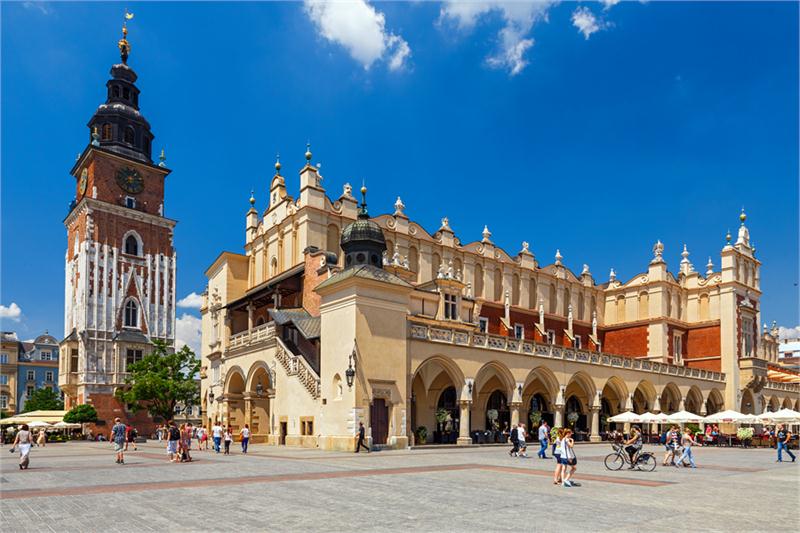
top-left (666, 410), bottom-right (704, 424)
top-left (756, 409), bottom-right (800, 424)
top-left (703, 410), bottom-right (756, 424)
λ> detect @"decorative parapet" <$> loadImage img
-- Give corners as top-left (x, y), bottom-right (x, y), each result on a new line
top-left (409, 321), bottom-right (726, 383)
top-left (226, 322), bottom-right (276, 354)
top-left (763, 380), bottom-right (800, 393)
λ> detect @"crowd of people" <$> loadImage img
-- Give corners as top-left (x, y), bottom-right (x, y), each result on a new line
top-left (506, 420), bottom-right (580, 488)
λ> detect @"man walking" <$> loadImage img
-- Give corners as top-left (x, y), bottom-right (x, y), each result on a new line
top-left (355, 421), bottom-right (370, 453)
top-left (167, 420), bottom-right (181, 463)
top-left (110, 417), bottom-right (127, 465)
top-left (776, 424), bottom-right (796, 463)
top-left (538, 420), bottom-right (550, 459)
top-left (211, 420), bottom-right (223, 453)
top-left (517, 423), bottom-right (528, 458)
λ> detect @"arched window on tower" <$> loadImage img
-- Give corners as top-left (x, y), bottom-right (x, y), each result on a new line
top-left (124, 126), bottom-right (135, 145)
top-left (102, 123), bottom-right (112, 141)
top-left (124, 235), bottom-right (139, 256)
top-left (123, 87), bottom-right (131, 100)
top-left (124, 300), bottom-right (139, 328)
top-left (113, 86), bottom-right (120, 98)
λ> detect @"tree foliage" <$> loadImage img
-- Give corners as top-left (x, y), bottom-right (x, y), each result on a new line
top-left (115, 341), bottom-right (200, 422)
top-left (64, 403), bottom-right (98, 424)
top-left (22, 387), bottom-right (64, 412)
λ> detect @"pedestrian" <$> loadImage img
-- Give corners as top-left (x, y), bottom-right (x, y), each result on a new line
top-left (508, 422), bottom-right (519, 457)
top-left (677, 427), bottom-right (698, 468)
top-left (223, 425), bottom-right (233, 455)
top-left (538, 420), bottom-right (550, 459)
top-left (211, 421), bottom-right (223, 453)
top-left (240, 423), bottom-right (250, 454)
top-left (663, 425), bottom-right (680, 466)
top-left (167, 420), bottom-right (180, 462)
top-left (553, 428), bottom-right (563, 485)
top-left (12, 424), bottom-right (33, 470)
top-left (560, 428), bottom-right (579, 487)
top-left (200, 427), bottom-right (209, 451)
top-left (127, 425), bottom-right (138, 451)
top-left (36, 430), bottom-right (46, 447)
top-left (517, 423), bottom-right (528, 458)
top-left (776, 424), bottom-right (796, 463)
top-left (355, 421), bottom-right (370, 453)
top-left (110, 417), bottom-right (127, 465)
top-left (182, 423), bottom-right (193, 462)
top-left (195, 426), bottom-right (203, 450)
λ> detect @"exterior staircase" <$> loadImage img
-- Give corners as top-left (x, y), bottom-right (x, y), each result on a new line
top-left (275, 337), bottom-right (321, 399)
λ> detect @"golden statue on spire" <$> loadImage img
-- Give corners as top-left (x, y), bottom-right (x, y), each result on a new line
top-left (118, 9), bottom-right (134, 64)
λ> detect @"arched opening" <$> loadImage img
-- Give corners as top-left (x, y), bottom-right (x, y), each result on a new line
top-left (521, 366), bottom-right (559, 430)
top-left (578, 292), bottom-right (585, 321)
top-left (493, 267), bottom-right (502, 301)
top-left (563, 288), bottom-right (571, 316)
top-left (638, 291), bottom-right (649, 320)
top-left (564, 372), bottom-right (595, 437)
top-left (632, 380), bottom-right (656, 414)
top-left (245, 364), bottom-right (271, 437)
top-left (437, 386), bottom-right (459, 436)
top-left (411, 356), bottom-right (463, 445)
top-left (113, 85), bottom-right (120, 98)
top-left (699, 293), bottom-right (710, 321)
top-left (767, 396), bottom-right (780, 413)
top-left (740, 389), bottom-right (756, 414)
top-left (123, 299), bottom-right (139, 328)
top-left (600, 377), bottom-right (628, 432)
top-left (473, 361), bottom-right (514, 438)
top-left (124, 126), bottom-right (135, 145)
top-left (124, 234), bottom-right (140, 256)
top-left (529, 277), bottom-right (537, 309)
top-left (659, 383), bottom-right (681, 414)
top-left (705, 389), bottom-right (724, 416)
top-left (548, 284), bottom-right (557, 314)
top-left (565, 395), bottom-right (586, 433)
top-left (616, 295), bottom-right (626, 322)
top-left (685, 386), bottom-right (703, 414)
top-left (224, 368), bottom-right (246, 431)
top-left (512, 273), bottom-right (520, 306)
top-left (432, 253), bottom-right (441, 281)
top-left (485, 390), bottom-right (509, 433)
top-left (102, 123), bottom-right (112, 141)
top-left (408, 246), bottom-right (419, 280)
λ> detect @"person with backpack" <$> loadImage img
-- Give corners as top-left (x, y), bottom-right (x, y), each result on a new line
top-left (167, 420), bottom-right (181, 462)
top-left (110, 417), bottom-right (127, 465)
top-left (508, 422), bottom-right (519, 457)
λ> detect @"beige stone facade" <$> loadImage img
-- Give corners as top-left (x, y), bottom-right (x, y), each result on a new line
top-left (201, 153), bottom-right (799, 450)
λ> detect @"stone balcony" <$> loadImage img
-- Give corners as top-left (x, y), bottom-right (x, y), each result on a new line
top-left (408, 321), bottom-right (727, 383)
top-left (225, 322), bottom-right (276, 356)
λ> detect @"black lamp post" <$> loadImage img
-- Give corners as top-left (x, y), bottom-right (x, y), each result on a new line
top-left (208, 390), bottom-right (215, 403)
top-left (256, 381), bottom-right (263, 397)
top-left (345, 353), bottom-right (356, 389)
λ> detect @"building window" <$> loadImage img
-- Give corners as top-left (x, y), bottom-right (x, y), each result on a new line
top-left (742, 317), bottom-right (754, 357)
top-left (514, 324), bottom-right (524, 340)
top-left (45, 371), bottom-right (54, 382)
top-left (574, 335), bottom-right (582, 349)
top-left (102, 123), bottom-right (112, 140)
top-left (300, 418), bottom-right (314, 436)
top-left (0, 374), bottom-right (8, 385)
top-left (112, 86), bottom-right (120, 98)
top-left (0, 395), bottom-right (7, 409)
top-left (547, 329), bottom-right (556, 345)
top-left (674, 335), bottom-right (683, 365)
top-left (212, 365), bottom-right (220, 384)
top-left (40, 351), bottom-right (52, 361)
top-left (444, 293), bottom-right (458, 320)
top-left (26, 385), bottom-right (34, 398)
top-left (478, 317), bottom-right (488, 333)
top-left (125, 349), bottom-right (143, 370)
top-left (125, 196), bottom-right (136, 209)
top-left (124, 234), bottom-right (139, 255)
top-left (124, 299), bottom-right (139, 328)
top-left (124, 126), bottom-right (135, 144)
top-left (70, 349), bottom-right (79, 373)
top-left (26, 370), bottom-right (35, 381)
top-left (0, 353), bottom-right (7, 364)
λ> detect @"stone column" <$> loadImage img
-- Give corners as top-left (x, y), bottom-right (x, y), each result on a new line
top-left (590, 406), bottom-right (601, 442)
top-left (457, 401), bottom-right (472, 445)
top-left (554, 403), bottom-right (564, 427)
top-left (244, 396), bottom-right (253, 428)
top-left (247, 302), bottom-right (254, 332)
top-left (510, 402), bottom-right (521, 427)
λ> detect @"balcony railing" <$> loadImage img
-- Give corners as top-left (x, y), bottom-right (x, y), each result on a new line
top-left (409, 321), bottom-right (727, 383)
top-left (227, 322), bottom-right (276, 352)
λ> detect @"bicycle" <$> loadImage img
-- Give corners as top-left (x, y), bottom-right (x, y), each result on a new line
top-left (604, 443), bottom-right (657, 472)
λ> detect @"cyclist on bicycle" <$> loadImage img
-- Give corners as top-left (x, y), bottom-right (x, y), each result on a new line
top-left (624, 426), bottom-right (643, 468)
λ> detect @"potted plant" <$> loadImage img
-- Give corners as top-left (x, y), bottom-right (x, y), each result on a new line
top-left (567, 411), bottom-right (579, 429)
top-left (415, 426), bottom-right (428, 445)
top-left (529, 410), bottom-right (542, 429)
top-left (550, 426), bottom-right (562, 454)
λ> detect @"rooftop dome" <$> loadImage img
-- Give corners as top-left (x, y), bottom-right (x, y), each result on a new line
top-left (340, 186), bottom-right (386, 269)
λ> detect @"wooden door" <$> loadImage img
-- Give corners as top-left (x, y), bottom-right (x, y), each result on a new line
top-left (371, 399), bottom-right (389, 445)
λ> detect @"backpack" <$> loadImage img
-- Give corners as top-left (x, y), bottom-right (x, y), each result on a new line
top-left (660, 431), bottom-right (668, 445)
top-left (169, 426), bottom-right (180, 441)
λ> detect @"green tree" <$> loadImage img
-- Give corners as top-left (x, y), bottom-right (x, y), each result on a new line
top-left (22, 387), bottom-right (64, 412)
top-left (115, 341), bottom-right (200, 422)
top-left (63, 404), bottom-right (98, 424)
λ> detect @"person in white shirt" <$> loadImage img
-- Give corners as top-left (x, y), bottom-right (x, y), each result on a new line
top-left (538, 421), bottom-right (550, 459)
top-left (559, 428), bottom-right (580, 488)
top-left (240, 424), bottom-right (251, 454)
top-left (517, 424), bottom-right (528, 458)
top-left (211, 422), bottom-right (223, 453)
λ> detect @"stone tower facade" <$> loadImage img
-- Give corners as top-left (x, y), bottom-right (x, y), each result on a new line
top-left (59, 27), bottom-right (176, 431)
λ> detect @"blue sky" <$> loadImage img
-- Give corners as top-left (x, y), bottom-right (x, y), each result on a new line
top-left (1, 1), bottom-right (798, 351)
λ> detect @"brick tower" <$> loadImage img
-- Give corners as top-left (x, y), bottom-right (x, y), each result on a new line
top-left (59, 22), bottom-right (176, 433)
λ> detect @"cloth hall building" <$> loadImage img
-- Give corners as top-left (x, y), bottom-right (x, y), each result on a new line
top-left (200, 154), bottom-right (799, 450)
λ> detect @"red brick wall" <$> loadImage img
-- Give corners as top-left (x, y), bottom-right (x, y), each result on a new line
top-left (84, 154), bottom-right (166, 217)
top-left (685, 357), bottom-right (722, 371)
top-left (84, 393), bottom-right (158, 438)
top-left (302, 252), bottom-right (327, 317)
top-left (602, 326), bottom-right (648, 357)
top-left (685, 325), bottom-right (720, 358)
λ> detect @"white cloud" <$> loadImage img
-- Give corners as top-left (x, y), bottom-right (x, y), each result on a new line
top-left (439, 1), bottom-right (556, 76)
top-left (22, 2), bottom-right (51, 15)
top-left (600, 0), bottom-right (621, 9)
top-left (571, 7), bottom-right (601, 40)
top-left (0, 302), bottom-right (22, 322)
top-left (175, 313), bottom-right (202, 355)
top-left (304, 0), bottom-right (411, 71)
top-left (177, 292), bottom-right (204, 309)
top-left (779, 326), bottom-right (800, 341)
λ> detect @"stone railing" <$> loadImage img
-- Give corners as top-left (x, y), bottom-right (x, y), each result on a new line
top-left (276, 337), bottom-right (321, 399)
top-left (763, 380), bottom-right (800, 393)
top-left (409, 321), bottom-right (726, 383)
top-left (227, 322), bottom-right (276, 353)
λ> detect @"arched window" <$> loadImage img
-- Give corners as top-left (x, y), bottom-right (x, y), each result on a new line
top-left (123, 87), bottom-right (131, 100)
top-left (270, 257), bottom-right (278, 277)
top-left (529, 277), bottom-right (537, 309)
top-left (124, 126), bottom-right (135, 145)
top-left (493, 268), bottom-right (502, 301)
top-left (474, 263), bottom-right (484, 298)
top-left (113, 86), bottom-right (120, 98)
top-left (578, 292), bottom-right (585, 321)
top-left (102, 123), bottom-right (112, 141)
top-left (124, 234), bottom-right (139, 256)
top-left (124, 299), bottom-right (139, 328)
top-left (563, 288), bottom-right (571, 316)
top-left (408, 246), bottom-right (419, 280)
top-left (616, 295), bottom-right (626, 322)
top-left (548, 284), bottom-right (557, 314)
top-left (512, 273), bottom-right (520, 306)
top-left (699, 293), bottom-right (710, 321)
top-left (638, 291), bottom-right (649, 320)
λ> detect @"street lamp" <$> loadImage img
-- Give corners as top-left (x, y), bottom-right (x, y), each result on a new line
top-left (345, 353), bottom-right (356, 389)
top-left (208, 390), bottom-right (215, 403)
top-left (256, 380), bottom-right (263, 397)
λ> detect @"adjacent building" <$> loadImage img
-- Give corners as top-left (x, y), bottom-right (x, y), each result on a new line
top-left (1, 332), bottom-right (21, 415)
top-left (58, 24), bottom-right (177, 432)
top-left (17, 333), bottom-right (61, 413)
top-left (200, 152), bottom-right (799, 450)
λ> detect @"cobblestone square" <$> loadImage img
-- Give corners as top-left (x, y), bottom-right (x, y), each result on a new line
top-left (1, 441), bottom-right (798, 532)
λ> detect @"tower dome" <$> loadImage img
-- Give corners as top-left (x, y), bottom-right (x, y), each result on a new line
top-left (340, 186), bottom-right (386, 269)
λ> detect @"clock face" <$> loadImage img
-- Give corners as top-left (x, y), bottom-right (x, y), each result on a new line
top-left (116, 167), bottom-right (144, 194)
top-left (78, 168), bottom-right (88, 196)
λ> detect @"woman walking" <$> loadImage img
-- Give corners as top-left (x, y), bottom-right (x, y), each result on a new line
top-left (553, 428), bottom-right (563, 485)
top-left (36, 429), bottom-right (46, 448)
top-left (677, 427), bottom-right (698, 468)
top-left (12, 424), bottom-right (33, 470)
top-left (559, 428), bottom-right (579, 487)
top-left (223, 426), bottom-right (233, 455)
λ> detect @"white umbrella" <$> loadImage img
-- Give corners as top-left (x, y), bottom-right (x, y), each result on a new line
top-left (703, 410), bottom-right (756, 424)
top-left (27, 421), bottom-right (52, 428)
top-left (53, 421), bottom-right (81, 428)
top-left (608, 411), bottom-right (645, 423)
top-left (666, 410), bottom-right (704, 423)
top-left (756, 408), bottom-right (800, 424)
top-left (640, 412), bottom-right (670, 424)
